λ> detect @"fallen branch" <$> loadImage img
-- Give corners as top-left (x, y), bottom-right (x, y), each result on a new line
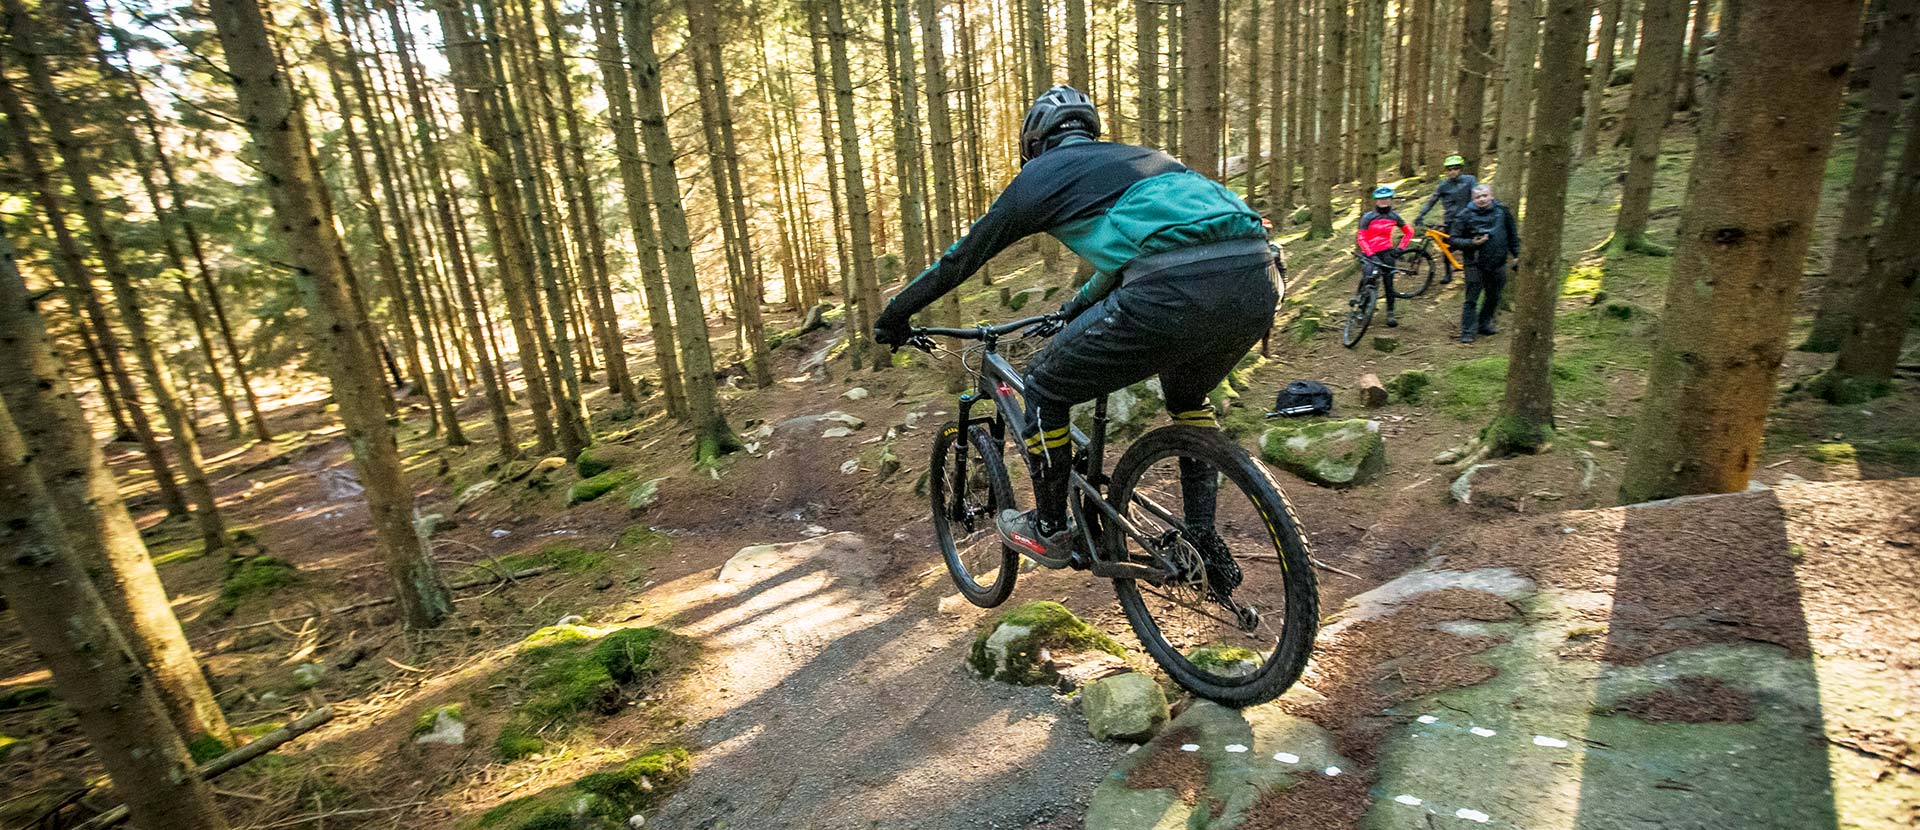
top-left (205, 565), bottom-right (557, 639)
top-left (1310, 557), bottom-right (1364, 580)
top-left (75, 706), bottom-right (335, 830)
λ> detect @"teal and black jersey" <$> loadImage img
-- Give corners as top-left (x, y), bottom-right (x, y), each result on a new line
top-left (883, 137), bottom-right (1267, 321)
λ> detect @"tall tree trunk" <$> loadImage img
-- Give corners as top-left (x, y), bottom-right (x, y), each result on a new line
top-left (1610, 0), bottom-right (1690, 253)
top-left (1265, 0), bottom-right (1290, 208)
top-left (1403, 0), bottom-right (1431, 176)
top-left (588, 0), bottom-right (686, 419)
top-left (364, 0), bottom-right (514, 457)
top-left (1485, 0), bottom-right (1589, 454)
top-left (8, 2), bottom-right (227, 553)
top-left (808, 11), bottom-right (852, 302)
top-left (1825, 86), bottom-right (1920, 394)
top-left (0, 411), bottom-right (229, 830)
top-left (1619, 0), bottom-right (1639, 56)
top-left (1358, 0), bottom-right (1384, 182)
top-left (1067, 0), bottom-right (1090, 89)
top-left (625, 0), bottom-right (740, 461)
top-left (1618, 0), bottom-right (1860, 500)
top-left (1183, 0), bottom-right (1223, 178)
top-left (1456, 0), bottom-right (1494, 172)
top-left (1245, 0), bottom-right (1265, 204)
top-left (885, 0), bottom-right (928, 272)
top-left (0, 225), bottom-right (231, 747)
top-left (685, 0), bottom-right (769, 386)
top-left (1495, 0), bottom-right (1543, 200)
top-left (1136, 0), bottom-right (1161, 146)
top-left (1805, 0), bottom-right (1916, 351)
top-left (1298, 0), bottom-right (1319, 212)
top-left (1025, 0), bottom-right (1050, 95)
top-left (1426, 0), bottom-right (1458, 172)
top-left (824, 0), bottom-right (888, 372)
top-left (1310, 0), bottom-right (1344, 236)
top-left (210, 0), bottom-right (452, 627)
top-left (0, 69), bottom-right (188, 519)
top-left (1579, 0), bottom-right (1624, 158)
top-left (72, 312), bottom-right (137, 442)
top-left (1675, 0), bottom-right (1713, 110)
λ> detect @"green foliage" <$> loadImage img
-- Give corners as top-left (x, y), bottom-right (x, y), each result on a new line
top-left (1386, 369), bottom-right (1433, 403)
top-left (1858, 437), bottom-right (1920, 466)
top-left (1562, 264), bottom-right (1605, 297)
top-left (1186, 644), bottom-right (1262, 673)
top-left (492, 626), bottom-right (678, 760)
top-left (618, 526), bottom-right (670, 552)
top-left (474, 747), bottom-right (692, 829)
top-left (413, 704), bottom-right (465, 738)
top-left (567, 470), bottom-right (635, 506)
top-left (186, 733), bottom-right (229, 764)
top-left (466, 545), bottom-right (608, 583)
top-left (1807, 443), bottom-right (1857, 465)
top-left (1289, 314), bottom-right (1321, 344)
top-left (214, 556), bottom-right (299, 615)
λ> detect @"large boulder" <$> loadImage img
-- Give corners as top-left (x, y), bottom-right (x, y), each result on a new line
top-left (1260, 419), bottom-right (1387, 487)
top-left (1072, 379), bottom-right (1165, 442)
top-left (968, 601), bottom-right (1127, 686)
top-left (1081, 673), bottom-right (1169, 743)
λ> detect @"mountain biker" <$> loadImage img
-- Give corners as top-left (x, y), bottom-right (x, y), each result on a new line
top-left (1357, 185), bottom-right (1415, 328)
top-left (871, 85), bottom-right (1276, 575)
top-left (1415, 154), bottom-right (1479, 227)
top-left (1446, 183), bottom-right (1520, 344)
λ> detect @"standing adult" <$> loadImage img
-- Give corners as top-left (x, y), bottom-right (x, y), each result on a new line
top-left (1447, 184), bottom-right (1520, 343)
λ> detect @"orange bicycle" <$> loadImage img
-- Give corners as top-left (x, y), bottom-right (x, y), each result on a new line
top-left (1393, 225), bottom-right (1460, 298)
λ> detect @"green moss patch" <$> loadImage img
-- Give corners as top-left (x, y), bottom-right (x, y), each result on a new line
top-left (574, 447), bottom-right (616, 479)
top-left (491, 626), bottom-right (680, 760)
top-left (461, 545), bottom-right (608, 583)
top-left (474, 747), bottom-right (692, 829)
top-left (618, 526), bottom-right (671, 552)
top-left (1386, 369), bottom-right (1433, 404)
top-left (567, 470), bottom-right (635, 506)
top-left (1807, 443), bottom-right (1857, 465)
top-left (1260, 418), bottom-right (1387, 487)
top-left (186, 733), bottom-right (229, 764)
top-left (413, 704), bottom-right (465, 738)
top-left (968, 601), bottom-right (1126, 685)
top-left (214, 556), bottom-right (299, 616)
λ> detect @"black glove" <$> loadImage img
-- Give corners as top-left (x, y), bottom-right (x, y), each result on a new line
top-left (873, 307), bottom-right (912, 348)
top-left (1032, 297), bottom-right (1089, 338)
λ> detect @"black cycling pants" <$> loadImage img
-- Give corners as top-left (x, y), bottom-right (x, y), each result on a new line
top-left (1363, 249), bottom-right (1399, 313)
top-left (1461, 264), bottom-right (1506, 334)
top-left (1018, 261), bottom-right (1277, 528)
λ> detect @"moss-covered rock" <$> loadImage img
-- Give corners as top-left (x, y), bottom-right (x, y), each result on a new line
top-left (213, 556), bottom-right (299, 615)
top-left (968, 601), bottom-right (1126, 686)
top-left (413, 703), bottom-right (467, 746)
top-left (574, 447), bottom-right (616, 479)
top-left (1260, 419), bottom-right (1387, 487)
top-left (1080, 673), bottom-right (1169, 743)
top-left (1072, 379), bottom-right (1165, 442)
top-left (1386, 369), bottom-right (1433, 404)
top-left (492, 626), bottom-right (679, 760)
top-left (567, 470), bottom-right (635, 506)
top-left (626, 477), bottom-right (664, 513)
top-left (474, 747), bottom-right (691, 829)
top-left (1186, 644), bottom-right (1263, 679)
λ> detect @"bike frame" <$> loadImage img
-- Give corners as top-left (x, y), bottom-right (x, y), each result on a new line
top-left (1416, 226), bottom-right (1462, 270)
top-left (914, 319), bottom-right (1180, 581)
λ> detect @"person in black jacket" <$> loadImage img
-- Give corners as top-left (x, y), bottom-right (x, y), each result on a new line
top-left (1445, 184), bottom-right (1520, 344)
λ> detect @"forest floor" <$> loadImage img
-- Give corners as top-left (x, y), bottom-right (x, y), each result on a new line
top-left (2, 88), bottom-right (1918, 830)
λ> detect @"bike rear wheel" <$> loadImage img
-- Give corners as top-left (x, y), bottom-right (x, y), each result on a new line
top-left (1106, 426), bottom-right (1318, 708)
top-left (1392, 249), bottom-right (1437, 298)
top-left (1342, 284), bottom-right (1376, 348)
top-left (930, 421), bottom-right (1020, 607)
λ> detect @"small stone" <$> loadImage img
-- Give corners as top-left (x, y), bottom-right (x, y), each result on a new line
top-left (413, 513), bottom-right (455, 538)
top-left (938, 594), bottom-right (974, 616)
top-left (1371, 335), bottom-right (1401, 353)
top-left (1260, 419), bottom-right (1387, 487)
top-left (591, 576), bottom-right (615, 591)
top-left (842, 387), bottom-right (870, 401)
top-left (840, 459), bottom-right (860, 474)
top-left (1433, 448), bottom-right (1463, 465)
top-left (454, 480), bottom-right (498, 509)
top-left (531, 457), bottom-right (568, 476)
top-left (1080, 673), bottom-right (1169, 743)
top-left (291, 662), bottom-right (326, 690)
top-left (1357, 374), bottom-right (1389, 408)
top-left (823, 426), bottom-right (856, 439)
top-left (1587, 440), bottom-right (1612, 449)
top-left (626, 478), bottom-right (664, 512)
top-left (413, 707), bottom-right (467, 746)
top-left (490, 529), bottom-right (510, 538)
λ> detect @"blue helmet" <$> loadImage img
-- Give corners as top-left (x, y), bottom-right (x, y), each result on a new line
top-left (1371, 185), bottom-right (1396, 199)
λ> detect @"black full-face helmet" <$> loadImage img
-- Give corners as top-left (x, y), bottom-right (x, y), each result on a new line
top-left (1020, 85), bottom-right (1101, 164)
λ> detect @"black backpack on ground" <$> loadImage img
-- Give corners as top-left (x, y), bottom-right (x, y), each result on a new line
top-left (1267, 380), bottom-right (1333, 418)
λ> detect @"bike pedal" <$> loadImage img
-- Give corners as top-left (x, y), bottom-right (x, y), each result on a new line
top-left (1068, 549), bottom-right (1092, 570)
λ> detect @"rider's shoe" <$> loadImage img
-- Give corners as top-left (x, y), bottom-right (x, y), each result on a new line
top-left (1460, 331), bottom-right (1476, 344)
top-left (1187, 527), bottom-right (1244, 599)
top-left (1385, 313), bottom-right (1399, 328)
top-left (997, 509), bottom-right (1074, 562)
top-left (1478, 322), bottom-right (1499, 336)
top-left (1439, 274), bottom-right (1453, 285)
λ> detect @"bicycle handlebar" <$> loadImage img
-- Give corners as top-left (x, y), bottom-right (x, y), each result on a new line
top-left (910, 314), bottom-right (1054, 341)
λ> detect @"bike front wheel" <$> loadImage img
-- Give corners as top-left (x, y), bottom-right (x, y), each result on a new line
top-left (1341, 284), bottom-right (1376, 348)
top-left (930, 421), bottom-right (1020, 607)
top-left (1392, 249), bottom-right (1437, 298)
top-left (1106, 426), bottom-right (1319, 708)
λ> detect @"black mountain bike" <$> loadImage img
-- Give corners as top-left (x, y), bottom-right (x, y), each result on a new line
top-left (908, 316), bottom-right (1318, 707)
top-left (1343, 250), bottom-right (1424, 348)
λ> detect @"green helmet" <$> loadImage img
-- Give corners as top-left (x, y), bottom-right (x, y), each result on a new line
top-left (1443, 154), bottom-right (1466, 168)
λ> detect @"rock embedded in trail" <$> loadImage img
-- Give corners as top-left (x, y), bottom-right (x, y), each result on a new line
top-left (455, 479), bottom-right (498, 509)
top-left (626, 478), bottom-right (664, 513)
top-left (1080, 673), bottom-right (1169, 743)
top-left (841, 386), bottom-right (869, 401)
top-left (1260, 419), bottom-right (1387, 487)
top-left (968, 601), bottom-right (1127, 686)
top-left (716, 532), bottom-right (885, 590)
top-left (412, 704), bottom-right (466, 746)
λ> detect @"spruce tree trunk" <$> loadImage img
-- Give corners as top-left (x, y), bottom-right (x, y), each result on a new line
top-left (588, 0), bottom-right (686, 419)
top-left (209, 0), bottom-right (453, 628)
top-left (1298, 0), bottom-right (1319, 212)
top-left (1358, 0), bottom-right (1384, 183)
top-left (1246, 0), bottom-right (1265, 204)
top-left (0, 227), bottom-right (231, 747)
top-left (1610, 0), bottom-right (1691, 252)
top-left (1265, 0), bottom-right (1290, 208)
top-left (1136, 0), bottom-right (1161, 146)
top-left (625, 0), bottom-right (740, 461)
top-left (0, 412), bottom-right (229, 830)
top-left (684, 0), bottom-right (768, 385)
top-left (1025, 0), bottom-right (1050, 94)
top-left (1495, 0), bottom-right (1543, 200)
top-left (359, 0), bottom-right (513, 456)
top-left (0, 71), bottom-right (188, 517)
top-left (705, 13), bottom-right (771, 386)
top-left (1827, 88), bottom-right (1920, 391)
top-left (7, 4), bottom-right (227, 553)
top-left (808, 11), bottom-right (853, 302)
top-left (1183, 0), bottom-right (1224, 178)
top-left (1310, 0), bottom-right (1344, 236)
top-left (1676, 0), bottom-right (1713, 111)
top-left (825, 0), bottom-right (888, 372)
top-left (1068, 0), bottom-right (1090, 89)
top-left (1579, 0), bottom-right (1624, 158)
top-left (72, 315), bottom-right (137, 442)
top-left (1456, 0), bottom-right (1494, 172)
top-left (1486, 0), bottom-right (1589, 454)
top-left (1805, 0), bottom-right (1916, 351)
top-left (1619, 0), bottom-right (1860, 500)
top-left (888, 0), bottom-right (930, 274)
top-left (1403, 0), bottom-right (1430, 177)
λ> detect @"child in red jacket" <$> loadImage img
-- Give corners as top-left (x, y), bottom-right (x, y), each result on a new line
top-left (1357, 185), bottom-right (1414, 327)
